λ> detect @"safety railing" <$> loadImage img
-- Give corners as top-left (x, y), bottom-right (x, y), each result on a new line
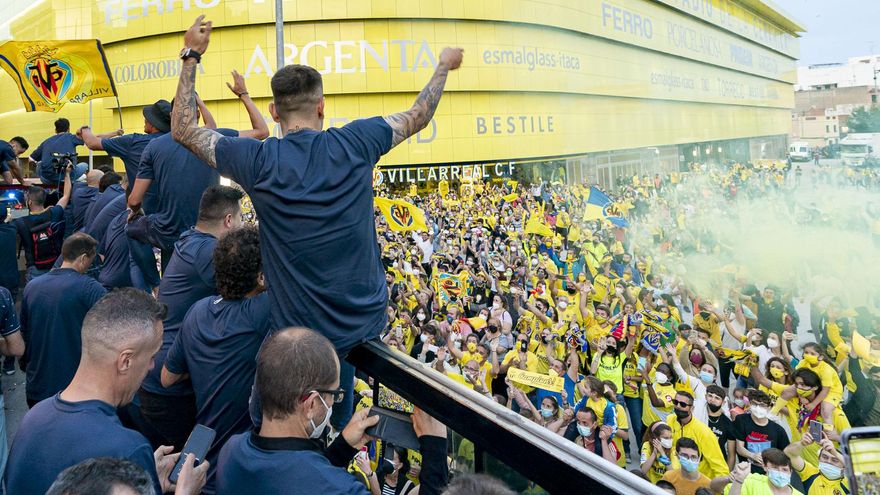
top-left (346, 341), bottom-right (665, 495)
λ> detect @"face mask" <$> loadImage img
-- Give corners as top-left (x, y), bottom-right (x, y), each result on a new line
top-left (699, 371), bottom-right (714, 384)
top-left (803, 355), bottom-right (819, 366)
top-left (416, 313), bottom-right (426, 322)
top-left (492, 302), bottom-right (502, 310)
top-left (797, 388), bottom-right (814, 398)
top-left (767, 470), bottom-right (791, 488)
top-left (467, 342), bottom-right (477, 353)
top-left (751, 406), bottom-right (769, 419)
top-left (680, 457), bottom-right (700, 473)
top-left (577, 424), bottom-right (592, 437)
top-left (699, 311), bottom-right (710, 320)
top-left (674, 408), bottom-right (689, 420)
top-left (540, 408), bottom-right (555, 418)
top-left (637, 356), bottom-right (648, 370)
top-left (546, 309), bottom-right (553, 318)
top-left (770, 368), bottom-right (785, 380)
top-left (447, 316), bottom-right (454, 324)
top-left (309, 394), bottom-right (332, 439)
top-left (558, 301), bottom-right (568, 310)
top-left (654, 371), bottom-right (668, 384)
top-left (818, 461), bottom-right (843, 480)
top-left (733, 398), bottom-right (746, 408)
top-left (420, 334), bottom-right (429, 343)
top-left (689, 353), bottom-right (704, 367)
top-left (767, 338), bottom-right (780, 349)
top-left (707, 402), bottom-right (722, 413)
top-left (660, 438), bottom-right (673, 450)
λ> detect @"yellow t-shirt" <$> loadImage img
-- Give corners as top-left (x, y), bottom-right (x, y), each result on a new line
top-left (596, 353), bottom-right (626, 394)
top-left (796, 460), bottom-right (850, 495)
top-left (667, 414), bottom-right (731, 480)
top-left (642, 382), bottom-right (675, 426)
top-left (640, 441), bottom-right (669, 483)
top-left (623, 359), bottom-right (642, 399)
top-left (797, 406), bottom-right (851, 467)
top-left (612, 403), bottom-right (629, 468)
top-left (796, 360), bottom-right (844, 404)
top-left (724, 474), bottom-right (804, 495)
top-left (527, 338), bottom-right (565, 374)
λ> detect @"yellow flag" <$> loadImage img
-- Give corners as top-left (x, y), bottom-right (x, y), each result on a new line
top-left (375, 197), bottom-right (428, 232)
top-left (0, 40), bottom-right (117, 112)
top-left (438, 180), bottom-right (449, 198)
top-left (507, 368), bottom-right (564, 392)
top-left (524, 215), bottom-right (555, 237)
top-left (502, 193), bottom-right (518, 202)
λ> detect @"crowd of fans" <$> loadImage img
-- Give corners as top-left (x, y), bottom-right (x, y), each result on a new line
top-left (0, 14), bottom-right (878, 495)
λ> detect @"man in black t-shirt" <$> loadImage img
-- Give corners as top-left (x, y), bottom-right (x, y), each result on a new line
top-left (733, 389), bottom-right (789, 474)
top-left (14, 170), bottom-right (73, 282)
top-left (705, 385), bottom-right (736, 471)
top-left (0, 208), bottom-right (19, 300)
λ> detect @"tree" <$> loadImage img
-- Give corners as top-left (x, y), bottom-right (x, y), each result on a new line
top-left (847, 106), bottom-right (880, 133)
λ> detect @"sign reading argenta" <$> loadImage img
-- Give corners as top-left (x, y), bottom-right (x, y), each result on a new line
top-left (378, 162), bottom-right (517, 184)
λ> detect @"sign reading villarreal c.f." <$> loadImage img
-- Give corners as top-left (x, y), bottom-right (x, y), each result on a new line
top-left (389, 204), bottom-right (414, 229)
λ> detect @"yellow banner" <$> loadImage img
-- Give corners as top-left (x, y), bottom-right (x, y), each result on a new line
top-left (507, 368), bottom-right (565, 393)
top-left (374, 197), bottom-right (428, 232)
top-left (0, 40), bottom-right (116, 112)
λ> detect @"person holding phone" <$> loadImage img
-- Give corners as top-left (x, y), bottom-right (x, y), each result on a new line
top-left (784, 432), bottom-right (849, 495)
top-left (5, 289), bottom-right (207, 495)
top-left (214, 328), bottom-right (449, 495)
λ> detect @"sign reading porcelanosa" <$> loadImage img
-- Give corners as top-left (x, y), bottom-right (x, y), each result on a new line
top-left (102, 19), bottom-right (793, 109)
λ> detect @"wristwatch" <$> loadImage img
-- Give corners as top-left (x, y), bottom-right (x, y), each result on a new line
top-left (179, 47), bottom-right (202, 63)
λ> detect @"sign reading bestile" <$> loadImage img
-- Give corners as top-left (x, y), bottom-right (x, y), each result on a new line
top-left (0, 40), bottom-right (117, 113)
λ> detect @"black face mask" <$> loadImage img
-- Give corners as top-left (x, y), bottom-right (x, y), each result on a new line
top-left (707, 403), bottom-right (723, 413)
top-left (674, 408), bottom-right (690, 420)
top-left (699, 311), bottom-right (711, 320)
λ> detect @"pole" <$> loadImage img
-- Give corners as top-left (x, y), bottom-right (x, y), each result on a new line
top-left (115, 94), bottom-right (124, 130)
top-left (275, 0), bottom-right (284, 72)
top-left (88, 100), bottom-right (94, 170)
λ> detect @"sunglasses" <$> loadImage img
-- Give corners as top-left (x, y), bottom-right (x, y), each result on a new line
top-left (672, 400), bottom-right (692, 408)
top-left (313, 387), bottom-right (346, 404)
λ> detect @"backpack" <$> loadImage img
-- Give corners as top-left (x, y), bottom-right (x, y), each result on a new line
top-left (28, 219), bottom-right (63, 270)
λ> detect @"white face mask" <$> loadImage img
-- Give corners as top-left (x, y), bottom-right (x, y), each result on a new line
top-left (309, 393), bottom-right (333, 439)
top-left (767, 339), bottom-right (780, 349)
top-left (558, 301), bottom-right (568, 310)
top-left (654, 371), bottom-right (668, 384)
top-left (416, 313), bottom-right (426, 322)
top-left (492, 302), bottom-right (502, 310)
top-left (660, 438), bottom-right (673, 450)
top-left (420, 334), bottom-right (429, 343)
top-left (751, 406), bottom-right (769, 419)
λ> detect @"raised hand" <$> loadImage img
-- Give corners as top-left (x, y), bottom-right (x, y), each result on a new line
top-left (183, 15), bottom-right (212, 54)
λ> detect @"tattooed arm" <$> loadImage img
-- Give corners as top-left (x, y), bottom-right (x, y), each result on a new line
top-left (171, 16), bottom-right (221, 168)
top-left (384, 47), bottom-right (463, 148)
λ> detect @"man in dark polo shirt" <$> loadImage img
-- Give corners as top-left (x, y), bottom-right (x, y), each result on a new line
top-left (5, 289), bottom-right (206, 495)
top-left (83, 171), bottom-right (125, 232)
top-left (170, 15), bottom-right (462, 428)
top-left (139, 185), bottom-right (244, 449)
top-left (215, 327), bottom-right (449, 495)
top-left (86, 193), bottom-right (127, 246)
top-left (0, 136), bottom-right (28, 185)
top-left (19, 233), bottom-right (107, 407)
top-left (163, 225), bottom-right (270, 494)
top-left (14, 170), bottom-right (73, 281)
top-left (68, 169), bottom-right (103, 234)
top-left (97, 209), bottom-right (145, 291)
top-left (28, 118), bottom-right (88, 185)
top-left (127, 72), bottom-right (267, 286)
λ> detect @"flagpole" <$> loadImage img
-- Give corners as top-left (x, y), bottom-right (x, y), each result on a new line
top-left (88, 100), bottom-right (94, 170)
top-left (114, 94), bottom-right (123, 131)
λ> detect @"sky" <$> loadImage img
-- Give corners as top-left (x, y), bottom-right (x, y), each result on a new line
top-left (774, 0), bottom-right (880, 66)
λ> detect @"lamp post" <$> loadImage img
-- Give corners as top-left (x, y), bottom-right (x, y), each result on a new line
top-left (275, 0), bottom-right (284, 71)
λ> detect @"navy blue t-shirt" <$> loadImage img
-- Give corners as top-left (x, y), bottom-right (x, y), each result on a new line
top-left (4, 395), bottom-right (161, 495)
top-left (216, 432), bottom-right (370, 495)
top-left (70, 183), bottom-right (98, 233)
top-left (142, 228), bottom-right (217, 396)
top-left (137, 129), bottom-right (237, 242)
top-left (165, 293), bottom-right (271, 492)
top-left (86, 193), bottom-right (127, 244)
top-left (0, 287), bottom-right (19, 398)
top-left (102, 132), bottom-right (163, 213)
top-left (84, 182), bottom-right (124, 231)
top-left (98, 210), bottom-right (134, 290)
top-left (30, 133), bottom-right (83, 183)
top-left (0, 140), bottom-right (15, 172)
top-left (214, 118), bottom-right (392, 354)
top-left (0, 223), bottom-right (18, 291)
top-left (20, 268), bottom-right (107, 401)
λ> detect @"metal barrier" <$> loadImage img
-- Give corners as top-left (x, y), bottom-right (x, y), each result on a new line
top-left (347, 341), bottom-right (665, 495)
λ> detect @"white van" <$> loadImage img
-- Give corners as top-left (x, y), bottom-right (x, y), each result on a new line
top-left (788, 141), bottom-right (811, 162)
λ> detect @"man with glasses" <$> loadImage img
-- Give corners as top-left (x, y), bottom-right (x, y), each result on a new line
top-left (734, 389), bottom-right (789, 474)
top-left (215, 327), bottom-right (450, 494)
top-left (667, 391), bottom-right (730, 480)
top-left (661, 438), bottom-right (712, 495)
top-left (161, 226), bottom-right (270, 495)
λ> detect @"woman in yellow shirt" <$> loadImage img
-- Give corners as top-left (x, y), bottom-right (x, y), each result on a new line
top-left (640, 421), bottom-right (674, 483)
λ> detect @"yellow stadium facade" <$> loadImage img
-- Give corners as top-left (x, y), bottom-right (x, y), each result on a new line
top-left (0, 0), bottom-right (803, 189)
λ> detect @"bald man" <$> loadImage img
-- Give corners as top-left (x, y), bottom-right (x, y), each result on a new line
top-left (5, 288), bottom-right (207, 495)
top-left (69, 169), bottom-right (104, 234)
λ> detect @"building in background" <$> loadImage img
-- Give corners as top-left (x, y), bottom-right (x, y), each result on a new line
top-left (796, 55), bottom-right (880, 94)
top-left (0, 0), bottom-right (803, 190)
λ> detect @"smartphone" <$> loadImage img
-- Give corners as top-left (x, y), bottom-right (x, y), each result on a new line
top-left (809, 420), bottom-right (823, 442)
top-left (366, 407), bottom-right (421, 451)
top-left (169, 424), bottom-right (216, 484)
top-left (842, 427), bottom-right (880, 495)
top-left (426, 344), bottom-right (439, 354)
top-left (519, 340), bottom-right (528, 352)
